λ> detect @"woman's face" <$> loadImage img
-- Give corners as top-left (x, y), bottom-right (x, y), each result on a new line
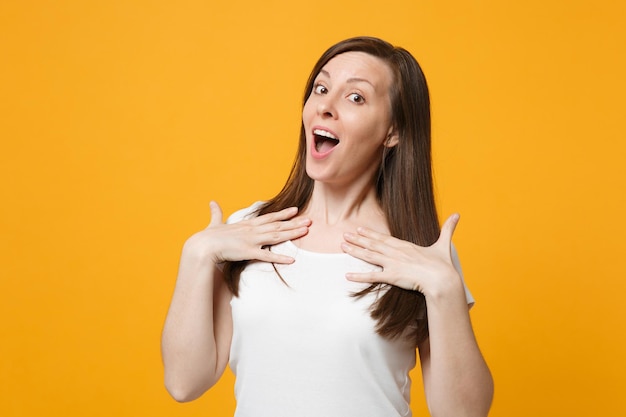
top-left (302, 51), bottom-right (397, 187)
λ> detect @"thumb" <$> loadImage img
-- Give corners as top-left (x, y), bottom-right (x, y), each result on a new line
top-left (208, 201), bottom-right (224, 228)
top-left (437, 213), bottom-right (460, 248)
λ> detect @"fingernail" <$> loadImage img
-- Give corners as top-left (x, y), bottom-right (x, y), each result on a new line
top-left (279, 256), bottom-right (294, 264)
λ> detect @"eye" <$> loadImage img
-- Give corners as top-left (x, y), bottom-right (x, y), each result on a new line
top-left (348, 93), bottom-right (365, 104)
top-left (313, 84), bottom-right (328, 95)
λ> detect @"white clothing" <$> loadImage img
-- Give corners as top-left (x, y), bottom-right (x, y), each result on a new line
top-left (227, 202), bottom-right (474, 417)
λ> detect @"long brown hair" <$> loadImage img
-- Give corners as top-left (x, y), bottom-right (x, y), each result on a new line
top-left (224, 36), bottom-right (439, 345)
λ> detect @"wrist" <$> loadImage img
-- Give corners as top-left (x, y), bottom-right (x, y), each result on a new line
top-left (422, 271), bottom-right (466, 307)
top-left (182, 233), bottom-right (222, 267)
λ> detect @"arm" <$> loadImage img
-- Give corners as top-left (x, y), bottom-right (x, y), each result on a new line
top-left (418, 288), bottom-right (493, 417)
top-left (342, 214), bottom-right (493, 416)
top-left (161, 202), bottom-right (310, 402)
top-left (161, 243), bottom-right (233, 402)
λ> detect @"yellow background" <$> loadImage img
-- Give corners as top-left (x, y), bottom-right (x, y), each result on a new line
top-left (1, 1), bottom-right (625, 416)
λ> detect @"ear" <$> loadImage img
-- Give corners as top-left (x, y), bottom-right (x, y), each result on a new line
top-left (384, 127), bottom-right (399, 148)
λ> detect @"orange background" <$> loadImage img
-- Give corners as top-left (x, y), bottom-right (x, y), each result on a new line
top-left (1, 1), bottom-right (625, 416)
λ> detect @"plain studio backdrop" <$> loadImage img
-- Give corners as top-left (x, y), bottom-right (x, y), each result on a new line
top-left (1, 1), bottom-right (625, 416)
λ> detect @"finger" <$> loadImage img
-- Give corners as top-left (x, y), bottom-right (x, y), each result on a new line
top-left (256, 216), bottom-right (311, 235)
top-left (343, 230), bottom-right (391, 254)
top-left (437, 213), bottom-right (460, 247)
top-left (343, 232), bottom-right (372, 251)
top-left (253, 248), bottom-right (295, 265)
top-left (208, 201), bottom-right (223, 228)
top-left (260, 226), bottom-right (310, 246)
top-left (254, 206), bottom-right (299, 225)
top-left (341, 242), bottom-right (385, 266)
top-left (355, 227), bottom-right (403, 250)
top-left (345, 271), bottom-right (387, 284)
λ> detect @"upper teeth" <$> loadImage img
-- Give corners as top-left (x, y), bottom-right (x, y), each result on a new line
top-left (313, 129), bottom-right (338, 140)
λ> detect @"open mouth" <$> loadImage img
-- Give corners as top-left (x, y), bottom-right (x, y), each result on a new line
top-left (313, 128), bottom-right (340, 153)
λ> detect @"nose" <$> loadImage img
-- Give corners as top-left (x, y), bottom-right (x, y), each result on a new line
top-left (317, 96), bottom-right (337, 119)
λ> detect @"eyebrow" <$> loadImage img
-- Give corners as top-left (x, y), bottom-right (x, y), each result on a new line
top-left (318, 69), bottom-right (376, 88)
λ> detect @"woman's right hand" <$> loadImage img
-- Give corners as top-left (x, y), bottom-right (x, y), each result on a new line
top-left (183, 201), bottom-right (311, 265)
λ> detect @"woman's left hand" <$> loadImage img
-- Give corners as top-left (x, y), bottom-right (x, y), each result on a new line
top-left (341, 213), bottom-right (462, 298)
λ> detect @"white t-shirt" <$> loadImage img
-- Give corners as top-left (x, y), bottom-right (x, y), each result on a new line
top-left (227, 202), bottom-right (474, 417)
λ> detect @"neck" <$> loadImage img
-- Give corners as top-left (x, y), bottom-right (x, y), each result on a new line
top-left (304, 179), bottom-right (382, 226)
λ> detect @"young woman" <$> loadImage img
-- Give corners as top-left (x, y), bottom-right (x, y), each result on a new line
top-left (162, 36), bottom-right (493, 417)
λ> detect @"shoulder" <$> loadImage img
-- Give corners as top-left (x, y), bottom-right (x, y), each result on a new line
top-left (226, 201), bottom-right (266, 224)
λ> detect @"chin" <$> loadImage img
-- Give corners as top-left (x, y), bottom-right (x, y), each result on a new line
top-left (305, 164), bottom-right (330, 183)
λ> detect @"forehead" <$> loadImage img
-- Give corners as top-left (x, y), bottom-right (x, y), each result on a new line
top-left (318, 51), bottom-right (393, 91)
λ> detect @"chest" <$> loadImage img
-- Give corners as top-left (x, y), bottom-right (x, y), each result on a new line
top-left (228, 241), bottom-right (417, 412)
top-left (233, 244), bottom-right (380, 342)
